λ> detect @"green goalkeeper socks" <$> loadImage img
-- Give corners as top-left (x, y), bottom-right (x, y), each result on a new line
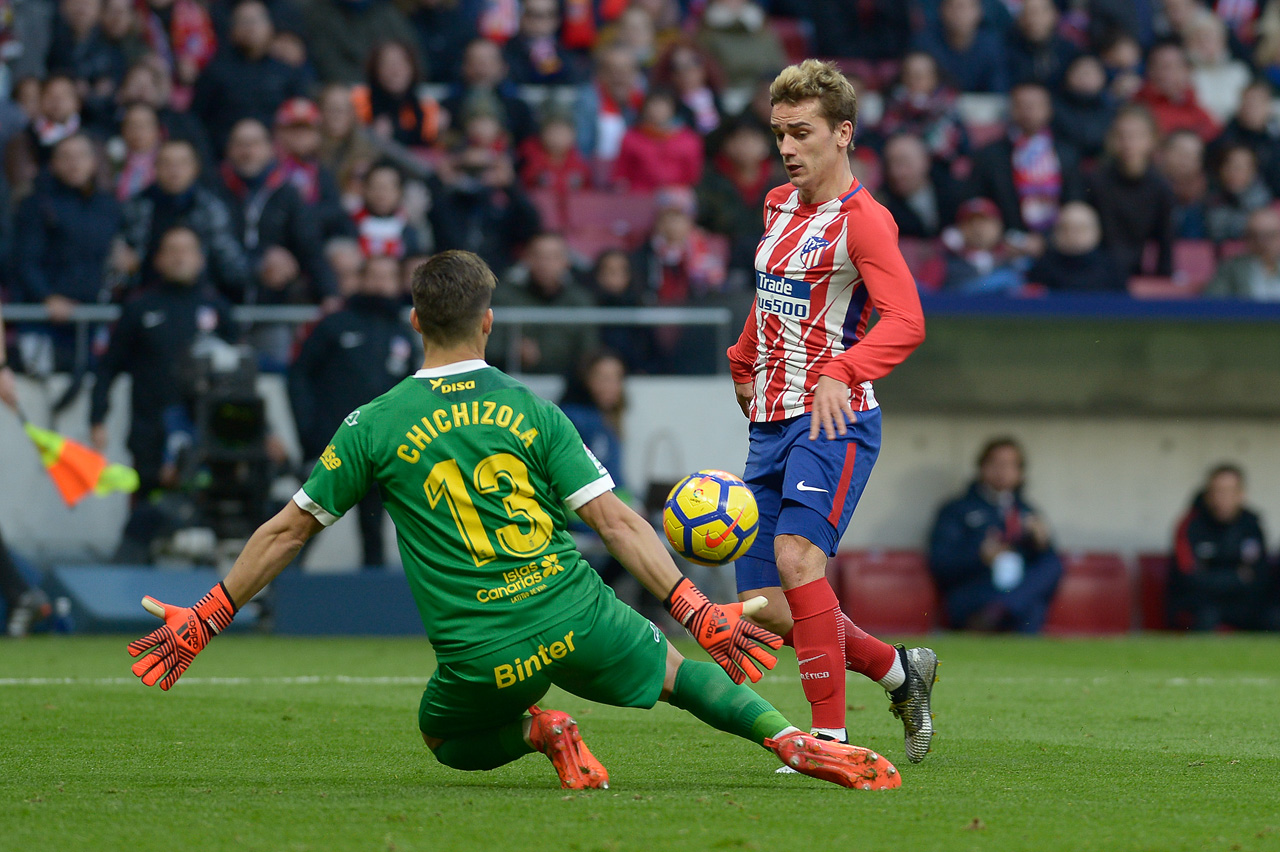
top-left (431, 718), bottom-right (533, 770)
top-left (668, 659), bottom-right (792, 746)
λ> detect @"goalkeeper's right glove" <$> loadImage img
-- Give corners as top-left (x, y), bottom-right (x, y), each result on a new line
top-left (127, 583), bottom-right (237, 690)
top-left (663, 578), bottom-right (782, 684)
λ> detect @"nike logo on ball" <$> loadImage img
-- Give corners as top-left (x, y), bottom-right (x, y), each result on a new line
top-left (796, 481), bottom-right (828, 493)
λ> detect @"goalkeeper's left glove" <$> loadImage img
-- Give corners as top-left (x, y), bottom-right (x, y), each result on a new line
top-left (664, 578), bottom-right (782, 684)
top-left (127, 583), bottom-right (237, 690)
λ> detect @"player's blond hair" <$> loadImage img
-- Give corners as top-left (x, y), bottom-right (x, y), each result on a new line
top-left (769, 60), bottom-right (858, 138)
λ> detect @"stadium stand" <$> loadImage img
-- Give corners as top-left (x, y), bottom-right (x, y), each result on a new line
top-left (829, 550), bottom-right (939, 635)
top-left (1043, 552), bottom-right (1135, 635)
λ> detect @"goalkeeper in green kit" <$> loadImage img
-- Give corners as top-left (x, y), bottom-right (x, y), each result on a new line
top-left (126, 250), bottom-right (901, 791)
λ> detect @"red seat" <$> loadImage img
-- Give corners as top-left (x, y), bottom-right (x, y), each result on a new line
top-left (565, 190), bottom-right (657, 252)
top-left (829, 550), bottom-right (939, 635)
top-left (898, 238), bottom-right (946, 291)
top-left (1128, 275), bottom-right (1197, 299)
top-left (1137, 552), bottom-right (1171, 630)
top-left (528, 188), bottom-right (567, 232)
top-left (768, 17), bottom-right (812, 66)
top-left (1044, 552), bottom-right (1133, 634)
top-left (1172, 240), bottom-right (1216, 291)
top-left (1217, 239), bottom-right (1247, 261)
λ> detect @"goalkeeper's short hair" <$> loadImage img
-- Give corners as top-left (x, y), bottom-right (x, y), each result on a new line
top-left (410, 250), bottom-right (497, 346)
top-left (769, 60), bottom-right (858, 138)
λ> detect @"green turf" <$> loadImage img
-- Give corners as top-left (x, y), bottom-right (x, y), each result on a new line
top-left (3, 634), bottom-right (1279, 852)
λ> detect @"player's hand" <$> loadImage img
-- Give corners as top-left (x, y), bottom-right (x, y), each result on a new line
top-left (734, 381), bottom-right (753, 418)
top-left (127, 583), bottom-right (237, 690)
top-left (808, 375), bottom-right (856, 441)
top-left (663, 578), bottom-right (782, 684)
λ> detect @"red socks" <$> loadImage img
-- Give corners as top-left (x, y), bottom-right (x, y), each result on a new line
top-left (781, 613), bottom-right (898, 682)
top-left (782, 579), bottom-right (847, 730)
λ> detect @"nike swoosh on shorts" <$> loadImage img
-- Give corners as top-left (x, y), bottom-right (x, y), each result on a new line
top-left (796, 481), bottom-right (828, 493)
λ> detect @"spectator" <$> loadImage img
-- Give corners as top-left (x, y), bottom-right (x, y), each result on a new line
top-left (1027, 201), bottom-right (1127, 292)
top-left (588, 247), bottom-right (651, 370)
top-left (90, 225), bottom-right (235, 562)
top-left (351, 39), bottom-right (442, 149)
top-left (1133, 40), bottom-right (1220, 143)
top-left (808, 0), bottom-right (912, 61)
top-left (1087, 105), bottom-right (1175, 276)
top-left (1157, 129), bottom-right (1209, 239)
top-left (1052, 54), bottom-right (1117, 161)
top-left (696, 119), bottom-right (782, 270)
top-left (597, 6), bottom-right (666, 71)
top-left (928, 437), bottom-right (1064, 633)
top-left (696, 0), bottom-right (785, 91)
top-left (113, 59), bottom-right (215, 173)
top-left (442, 38), bottom-right (536, 145)
top-left (406, 0), bottom-right (481, 85)
top-left (324, 235), bottom-right (364, 298)
top-left (302, 0), bottom-right (421, 84)
top-left (517, 111), bottom-right (591, 196)
top-left (191, 0), bottom-right (308, 155)
top-left (218, 118), bottom-right (337, 310)
top-left (1206, 207), bottom-right (1280, 300)
top-left (317, 82), bottom-right (380, 204)
top-left (611, 89), bottom-right (703, 191)
top-left (13, 134), bottom-right (120, 372)
top-left (969, 82), bottom-right (1084, 236)
top-left (4, 75), bottom-right (83, 201)
top-left (941, 197), bottom-right (1030, 294)
top-left (878, 51), bottom-right (969, 166)
top-left (350, 161), bottom-right (427, 259)
top-left (876, 132), bottom-right (963, 239)
top-left (1168, 464), bottom-right (1279, 631)
top-left (1255, 0), bottom-right (1280, 89)
top-left (135, 0), bottom-right (217, 110)
top-left (912, 0), bottom-right (1009, 93)
top-left (575, 44), bottom-right (646, 172)
top-left (1206, 144), bottom-right (1272, 243)
top-left (116, 138), bottom-right (252, 298)
top-left (99, 0), bottom-right (148, 70)
top-left (502, 0), bottom-right (582, 86)
top-left (46, 0), bottom-right (128, 97)
top-left (288, 253), bottom-right (415, 567)
top-left (1099, 31), bottom-right (1144, 102)
top-left (111, 102), bottom-right (161, 201)
top-left (1005, 0), bottom-right (1078, 90)
top-left (274, 97), bottom-right (353, 241)
top-left (631, 187), bottom-right (727, 373)
top-left (434, 102), bottom-right (540, 273)
top-left (1211, 80), bottom-right (1280, 198)
top-left (1185, 11), bottom-right (1251, 125)
top-left (489, 232), bottom-right (599, 375)
top-left (651, 41), bottom-right (724, 137)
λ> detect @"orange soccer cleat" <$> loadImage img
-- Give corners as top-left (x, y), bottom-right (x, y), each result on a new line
top-left (764, 732), bottom-right (902, 790)
top-left (527, 706), bottom-right (609, 790)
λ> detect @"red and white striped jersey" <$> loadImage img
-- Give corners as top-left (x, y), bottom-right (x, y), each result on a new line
top-left (727, 179), bottom-right (925, 422)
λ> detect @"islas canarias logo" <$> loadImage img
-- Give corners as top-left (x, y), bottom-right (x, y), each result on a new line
top-left (430, 377), bottom-right (477, 394)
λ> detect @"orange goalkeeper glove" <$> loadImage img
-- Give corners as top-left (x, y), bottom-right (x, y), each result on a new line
top-left (126, 583), bottom-right (237, 690)
top-left (663, 577), bottom-right (782, 684)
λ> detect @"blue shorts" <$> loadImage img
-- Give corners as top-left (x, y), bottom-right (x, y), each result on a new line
top-left (735, 408), bottom-right (882, 592)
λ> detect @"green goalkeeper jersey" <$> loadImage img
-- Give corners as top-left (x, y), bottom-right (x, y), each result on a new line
top-left (295, 359), bottom-right (615, 662)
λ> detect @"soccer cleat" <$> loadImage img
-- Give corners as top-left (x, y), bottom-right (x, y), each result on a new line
top-left (527, 706), bottom-right (609, 790)
top-left (6, 588), bottom-right (52, 638)
top-left (887, 645), bottom-right (938, 764)
top-left (764, 732), bottom-right (901, 790)
top-left (775, 731), bottom-right (842, 775)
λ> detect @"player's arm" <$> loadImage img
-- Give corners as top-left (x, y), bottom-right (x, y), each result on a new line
top-left (811, 205), bottom-right (926, 440)
top-left (726, 299), bottom-right (759, 419)
top-left (575, 491), bottom-right (781, 684)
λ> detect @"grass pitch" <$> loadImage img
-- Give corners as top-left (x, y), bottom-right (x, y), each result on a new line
top-left (2, 634), bottom-right (1278, 852)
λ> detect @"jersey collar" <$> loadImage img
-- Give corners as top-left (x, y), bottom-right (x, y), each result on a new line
top-left (414, 359), bottom-right (490, 379)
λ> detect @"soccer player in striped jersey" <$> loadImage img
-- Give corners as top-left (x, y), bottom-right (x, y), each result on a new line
top-left (727, 60), bottom-right (939, 764)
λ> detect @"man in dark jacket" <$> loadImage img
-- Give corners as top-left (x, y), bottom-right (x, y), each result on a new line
top-left (878, 133), bottom-right (963, 239)
top-left (116, 139), bottom-right (253, 299)
top-left (929, 437), bottom-right (1063, 632)
top-left (192, 0), bottom-right (309, 156)
top-left (1168, 465), bottom-right (1278, 631)
top-left (1004, 0), bottom-right (1077, 90)
top-left (969, 82), bottom-right (1084, 236)
top-left (14, 133), bottom-right (120, 372)
top-left (287, 254), bottom-right (416, 567)
top-left (1208, 80), bottom-right (1280, 198)
top-left (219, 118), bottom-right (337, 306)
top-left (1027, 201), bottom-right (1127, 292)
top-left (90, 226), bottom-right (235, 560)
top-left (45, 0), bottom-right (128, 94)
top-left (502, 0), bottom-right (582, 86)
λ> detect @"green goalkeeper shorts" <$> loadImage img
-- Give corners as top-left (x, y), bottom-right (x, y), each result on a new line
top-left (418, 586), bottom-right (669, 740)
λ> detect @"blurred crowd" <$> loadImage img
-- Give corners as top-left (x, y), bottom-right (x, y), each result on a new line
top-left (3, 0), bottom-right (1280, 388)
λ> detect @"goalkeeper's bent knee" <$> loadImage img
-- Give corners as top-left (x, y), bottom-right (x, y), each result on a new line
top-left (428, 719), bottom-right (533, 771)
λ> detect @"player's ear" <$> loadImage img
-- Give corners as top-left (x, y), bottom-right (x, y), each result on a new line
top-left (481, 308), bottom-right (494, 335)
top-left (409, 308), bottom-right (422, 334)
